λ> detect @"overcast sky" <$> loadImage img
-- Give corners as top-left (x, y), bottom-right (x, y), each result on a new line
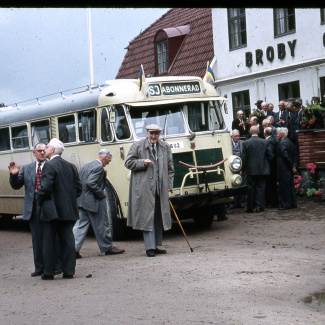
top-left (0, 8), bottom-right (169, 106)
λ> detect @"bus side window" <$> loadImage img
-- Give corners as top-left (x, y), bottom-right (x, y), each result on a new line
top-left (11, 125), bottom-right (29, 149)
top-left (31, 120), bottom-right (51, 146)
top-left (101, 108), bottom-right (112, 142)
top-left (78, 110), bottom-right (96, 142)
top-left (113, 105), bottom-right (131, 140)
top-left (0, 127), bottom-right (10, 151)
top-left (58, 115), bottom-right (76, 143)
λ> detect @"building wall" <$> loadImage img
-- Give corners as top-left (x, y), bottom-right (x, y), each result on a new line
top-left (212, 8), bottom-right (325, 130)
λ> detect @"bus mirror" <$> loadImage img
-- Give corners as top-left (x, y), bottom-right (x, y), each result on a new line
top-left (224, 102), bottom-right (228, 114)
top-left (109, 111), bottom-right (116, 123)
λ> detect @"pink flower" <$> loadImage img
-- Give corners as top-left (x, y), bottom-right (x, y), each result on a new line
top-left (300, 188), bottom-right (304, 192)
top-left (295, 184), bottom-right (300, 189)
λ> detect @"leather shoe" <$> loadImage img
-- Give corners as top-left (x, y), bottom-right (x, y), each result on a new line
top-left (246, 209), bottom-right (254, 213)
top-left (105, 247), bottom-right (125, 255)
top-left (31, 271), bottom-right (42, 277)
top-left (146, 249), bottom-right (156, 257)
top-left (278, 207), bottom-right (286, 210)
top-left (255, 208), bottom-right (264, 213)
top-left (54, 269), bottom-right (62, 275)
top-left (76, 251), bottom-right (82, 259)
top-left (62, 274), bottom-right (74, 279)
top-left (155, 247), bottom-right (167, 254)
top-left (41, 274), bottom-right (54, 280)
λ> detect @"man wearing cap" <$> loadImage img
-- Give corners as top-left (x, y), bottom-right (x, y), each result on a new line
top-left (125, 124), bottom-right (174, 257)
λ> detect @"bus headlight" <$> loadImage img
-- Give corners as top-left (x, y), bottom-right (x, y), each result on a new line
top-left (229, 155), bottom-right (242, 172)
top-left (232, 174), bottom-right (242, 186)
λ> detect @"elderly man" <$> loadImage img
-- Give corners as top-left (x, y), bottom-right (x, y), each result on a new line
top-left (125, 124), bottom-right (174, 257)
top-left (8, 143), bottom-right (61, 277)
top-left (73, 149), bottom-right (125, 258)
top-left (261, 101), bottom-right (269, 116)
top-left (274, 100), bottom-right (287, 127)
top-left (38, 138), bottom-right (82, 280)
top-left (264, 127), bottom-right (279, 208)
top-left (263, 118), bottom-right (277, 139)
top-left (232, 110), bottom-right (247, 138)
top-left (277, 128), bottom-right (297, 210)
top-left (247, 116), bottom-right (264, 139)
top-left (230, 130), bottom-right (246, 209)
top-left (267, 103), bottom-right (275, 117)
top-left (285, 101), bottom-right (297, 144)
top-left (242, 126), bottom-right (273, 213)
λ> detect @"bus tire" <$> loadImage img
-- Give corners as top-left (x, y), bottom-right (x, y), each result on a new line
top-left (105, 182), bottom-right (127, 241)
top-left (0, 214), bottom-right (14, 225)
top-left (192, 208), bottom-right (215, 228)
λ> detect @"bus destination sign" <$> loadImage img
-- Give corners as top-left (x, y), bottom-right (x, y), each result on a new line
top-left (148, 82), bottom-right (201, 97)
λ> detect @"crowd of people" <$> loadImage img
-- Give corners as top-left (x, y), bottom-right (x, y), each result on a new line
top-left (230, 99), bottom-right (302, 213)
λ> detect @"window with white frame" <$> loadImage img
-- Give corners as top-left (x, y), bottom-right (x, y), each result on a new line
top-left (227, 8), bottom-right (247, 50)
top-left (157, 40), bottom-right (168, 75)
top-left (231, 90), bottom-right (251, 120)
top-left (274, 8), bottom-right (296, 37)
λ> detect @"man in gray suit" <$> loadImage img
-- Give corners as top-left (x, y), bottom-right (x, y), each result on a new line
top-left (73, 149), bottom-right (125, 258)
top-left (8, 143), bottom-right (61, 277)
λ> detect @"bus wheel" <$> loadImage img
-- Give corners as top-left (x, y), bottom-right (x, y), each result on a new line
top-left (105, 182), bottom-right (127, 241)
top-left (192, 208), bottom-right (215, 228)
top-left (0, 214), bottom-right (14, 225)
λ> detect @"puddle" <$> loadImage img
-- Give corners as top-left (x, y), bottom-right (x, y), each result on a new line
top-left (303, 290), bottom-right (325, 311)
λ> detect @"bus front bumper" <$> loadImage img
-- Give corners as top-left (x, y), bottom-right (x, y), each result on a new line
top-left (169, 185), bottom-right (248, 210)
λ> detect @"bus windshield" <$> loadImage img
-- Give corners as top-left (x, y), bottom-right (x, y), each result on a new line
top-left (129, 101), bottom-right (225, 137)
top-left (129, 104), bottom-right (186, 138)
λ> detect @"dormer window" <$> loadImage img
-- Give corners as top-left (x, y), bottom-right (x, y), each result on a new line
top-left (154, 25), bottom-right (190, 76)
top-left (157, 40), bottom-right (168, 74)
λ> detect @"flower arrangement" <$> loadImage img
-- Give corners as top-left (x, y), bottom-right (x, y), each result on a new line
top-left (300, 101), bottom-right (325, 129)
top-left (245, 110), bottom-right (265, 126)
top-left (295, 163), bottom-right (325, 201)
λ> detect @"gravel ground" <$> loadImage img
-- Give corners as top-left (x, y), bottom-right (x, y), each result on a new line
top-left (1, 198), bottom-right (325, 325)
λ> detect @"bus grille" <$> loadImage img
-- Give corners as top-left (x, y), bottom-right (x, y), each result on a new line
top-left (172, 148), bottom-right (225, 188)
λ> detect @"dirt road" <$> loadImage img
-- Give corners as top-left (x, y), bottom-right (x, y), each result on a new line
top-left (1, 198), bottom-right (325, 324)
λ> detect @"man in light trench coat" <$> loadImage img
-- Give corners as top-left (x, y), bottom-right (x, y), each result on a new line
top-left (125, 124), bottom-right (174, 257)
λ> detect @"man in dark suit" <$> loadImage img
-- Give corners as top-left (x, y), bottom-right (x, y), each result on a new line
top-left (232, 110), bottom-right (247, 139)
top-left (246, 117), bottom-right (264, 139)
top-left (277, 128), bottom-right (297, 210)
top-left (73, 149), bottom-right (125, 258)
top-left (267, 103), bottom-right (275, 117)
top-left (274, 101), bottom-right (287, 127)
top-left (39, 138), bottom-right (82, 280)
top-left (8, 143), bottom-right (61, 277)
top-left (242, 126), bottom-right (274, 213)
top-left (285, 101), bottom-right (297, 144)
top-left (264, 127), bottom-right (279, 208)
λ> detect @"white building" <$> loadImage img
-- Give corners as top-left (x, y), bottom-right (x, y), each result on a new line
top-left (211, 8), bottom-right (325, 129)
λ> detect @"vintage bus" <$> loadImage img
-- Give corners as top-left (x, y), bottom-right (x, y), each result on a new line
top-left (0, 76), bottom-right (246, 239)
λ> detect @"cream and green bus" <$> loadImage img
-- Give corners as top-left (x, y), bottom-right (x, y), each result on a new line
top-left (0, 76), bottom-right (246, 239)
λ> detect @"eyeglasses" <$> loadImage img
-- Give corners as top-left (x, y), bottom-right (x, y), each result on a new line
top-left (35, 149), bottom-right (46, 153)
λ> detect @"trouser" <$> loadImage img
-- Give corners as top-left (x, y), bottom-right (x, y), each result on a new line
top-left (73, 200), bottom-right (113, 253)
top-left (247, 175), bottom-right (266, 210)
top-left (43, 220), bottom-right (75, 276)
top-left (30, 193), bottom-right (62, 272)
top-left (143, 194), bottom-right (163, 250)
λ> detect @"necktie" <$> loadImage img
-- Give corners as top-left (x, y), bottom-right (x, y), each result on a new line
top-left (152, 144), bottom-right (160, 195)
top-left (35, 162), bottom-right (42, 191)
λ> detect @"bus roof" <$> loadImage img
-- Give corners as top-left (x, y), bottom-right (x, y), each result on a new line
top-left (0, 76), bottom-right (224, 127)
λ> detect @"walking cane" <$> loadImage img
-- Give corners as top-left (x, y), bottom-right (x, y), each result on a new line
top-left (169, 199), bottom-right (194, 252)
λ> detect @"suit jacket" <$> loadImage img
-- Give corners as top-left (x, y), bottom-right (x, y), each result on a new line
top-left (232, 139), bottom-right (244, 158)
top-left (39, 156), bottom-right (82, 221)
top-left (287, 111), bottom-right (297, 142)
top-left (9, 162), bottom-right (37, 221)
top-left (277, 137), bottom-right (295, 173)
top-left (232, 118), bottom-right (246, 138)
top-left (242, 136), bottom-right (273, 176)
top-left (266, 136), bottom-right (278, 173)
top-left (275, 110), bottom-right (287, 127)
top-left (77, 160), bottom-right (106, 213)
top-left (246, 124), bottom-right (264, 139)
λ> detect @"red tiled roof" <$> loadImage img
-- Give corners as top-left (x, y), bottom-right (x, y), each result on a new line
top-left (116, 8), bottom-right (214, 79)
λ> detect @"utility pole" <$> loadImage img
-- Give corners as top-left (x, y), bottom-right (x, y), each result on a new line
top-left (87, 8), bottom-right (94, 86)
